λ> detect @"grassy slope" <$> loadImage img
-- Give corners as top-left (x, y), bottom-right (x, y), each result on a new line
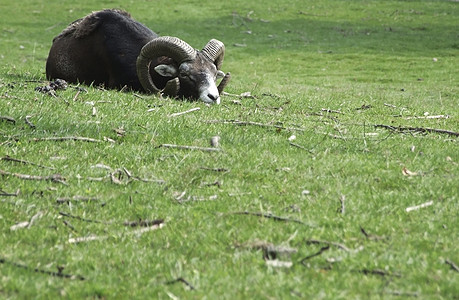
top-left (1, 0), bottom-right (458, 299)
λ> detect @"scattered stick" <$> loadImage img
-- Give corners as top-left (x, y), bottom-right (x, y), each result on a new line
top-left (0, 115), bottom-right (16, 124)
top-left (385, 290), bottom-right (419, 297)
top-left (321, 108), bottom-right (344, 114)
top-left (72, 89), bottom-right (81, 101)
top-left (166, 277), bottom-right (196, 290)
top-left (375, 124), bottom-right (459, 137)
top-left (68, 221), bottom-right (165, 244)
top-left (32, 136), bottom-right (104, 143)
top-left (0, 169), bottom-right (66, 184)
top-left (300, 245), bottom-right (330, 265)
top-left (0, 258), bottom-right (85, 280)
top-left (360, 226), bottom-right (386, 241)
top-left (123, 219), bottom-right (164, 227)
top-left (56, 196), bottom-right (99, 204)
top-left (405, 200), bottom-right (433, 212)
top-left (357, 268), bottom-right (401, 277)
top-left (289, 142), bottom-right (314, 153)
top-left (157, 144), bottom-right (221, 152)
top-left (235, 240), bottom-right (297, 260)
top-left (445, 259), bottom-right (459, 272)
top-left (338, 194), bottom-right (345, 214)
top-left (0, 189), bottom-right (20, 197)
top-left (24, 115), bottom-right (36, 128)
top-left (63, 220), bottom-right (77, 232)
top-left (168, 107), bottom-right (200, 117)
top-left (1, 155), bottom-right (55, 170)
top-left (304, 239), bottom-right (350, 252)
top-left (200, 167), bottom-right (229, 172)
top-left (229, 211), bottom-right (307, 225)
top-left (403, 114), bottom-right (449, 120)
top-left (383, 103), bottom-right (397, 108)
top-left (59, 211), bottom-right (110, 224)
top-left (206, 119), bottom-right (305, 132)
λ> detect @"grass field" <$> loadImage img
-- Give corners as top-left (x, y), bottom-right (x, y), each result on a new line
top-left (1, 0), bottom-right (458, 299)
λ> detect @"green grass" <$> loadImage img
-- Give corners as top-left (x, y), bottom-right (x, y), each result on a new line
top-left (1, 0), bottom-right (458, 299)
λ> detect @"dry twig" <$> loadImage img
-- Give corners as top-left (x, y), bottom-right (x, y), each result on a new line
top-left (300, 245), bottom-right (330, 265)
top-left (445, 259), bottom-right (459, 272)
top-left (405, 200), bottom-right (433, 212)
top-left (157, 144), bottom-right (221, 152)
top-left (206, 119), bottom-right (305, 132)
top-left (123, 219), bottom-right (164, 227)
top-left (375, 124), bottom-right (459, 137)
top-left (168, 107), bottom-right (200, 117)
top-left (0, 189), bottom-right (20, 197)
top-left (32, 136), bottom-right (104, 143)
top-left (357, 268), bottom-right (401, 277)
top-left (56, 196), bottom-right (99, 204)
top-left (0, 169), bottom-right (66, 184)
top-left (0, 116), bottom-right (16, 124)
top-left (0, 258), bottom-right (84, 280)
top-left (1, 155), bottom-right (55, 170)
top-left (166, 277), bottom-right (196, 290)
top-left (229, 211), bottom-right (307, 225)
top-left (24, 115), bottom-right (36, 128)
top-left (304, 239), bottom-right (350, 252)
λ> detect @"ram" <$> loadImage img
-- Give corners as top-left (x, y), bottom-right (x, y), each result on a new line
top-left (46, 9), bottom-right (230, 104)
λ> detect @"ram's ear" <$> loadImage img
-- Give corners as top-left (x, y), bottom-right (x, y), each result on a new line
top-left (154, 64), bottom-right (179, 77)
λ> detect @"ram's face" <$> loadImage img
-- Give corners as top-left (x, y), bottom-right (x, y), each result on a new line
top-left (137, 37), bottom-right (227, 104)
top-left (177, 53), bottom-right (224, 104)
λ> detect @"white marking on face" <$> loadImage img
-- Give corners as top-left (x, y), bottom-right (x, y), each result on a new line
top-left (199, 73), bottom-right (220, 104)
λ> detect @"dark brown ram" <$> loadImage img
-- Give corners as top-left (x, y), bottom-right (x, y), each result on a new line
top-left (45, 9), bottom-right (230, 104)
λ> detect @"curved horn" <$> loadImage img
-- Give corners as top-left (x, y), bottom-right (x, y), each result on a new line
top-left (136, 36), bottom-right (196, 94)
top-left (201, 39), bottom-right (225, 69)
top-left (162, 77), bottom-right (180, 98)
top-left (217, 72), bottom-right (231, 94)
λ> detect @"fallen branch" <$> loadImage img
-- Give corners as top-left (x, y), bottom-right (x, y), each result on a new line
top-left (0, 169), bottom-right (66, 184)
top-left (200, 167), bottom-right (229, 172)
top-left (68, 221), bottom-right (165, 244)
top-left (338, 195), bottom-right (345, 214)
top-left (375, 124), bottom-right (459, 137)
top-left (168, 107), bottom-right (200, 117)
top-left (289, 142), bottom-right (314, 153)
top-left (445, 259), bottom-right (459, 272)
top-left (0, 189), bottom-right (20, 197)
top-left (0, 258), bottom-right (84, 280)
top-left (385, 290), bottom-right (419, 297)
top-left (123, 219), bottom-right (164, 227)
top-left (405, 200), bottom-right (433, 212)
top-left (59, 211), bottom-right (110, 224)
top-left (321, 108), bottom-right (344, 114)
top-left (403, 114), bottom-right (449, 120)
top-left (357, 268), bottom-right (401, 277)
top-left (157, 144), bottom-right (221, 152)
top-left (0, 115), bottom-right (16, 124)
top-left (235, 240), bottom-right (297, 260)
top-left (229, 211), bottom-right (307, 225)
top-left (166, 277), bottom-right (196, 290)
top-left (206, 119), bottom-right (305, 132)
top-left (300, 245), bottom-right (330, 265)
top-left (24, 115), bottom-right (36, 128)
top-left (304, 239), bottom-right (350, 252)
top-left (56, 196), bottom-right (99, 204)
top-left (32, 136), bottom-right (104, 143)
top-left (1, 155), bottom-right (55, 170)
top-left (360, 226), bottom-right (386, 241)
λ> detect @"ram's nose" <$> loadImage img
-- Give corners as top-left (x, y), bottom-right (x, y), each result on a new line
top-left (207, 92), bottom-right (220, 104)
top-left (200, 83), bottom-right (221, 104)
